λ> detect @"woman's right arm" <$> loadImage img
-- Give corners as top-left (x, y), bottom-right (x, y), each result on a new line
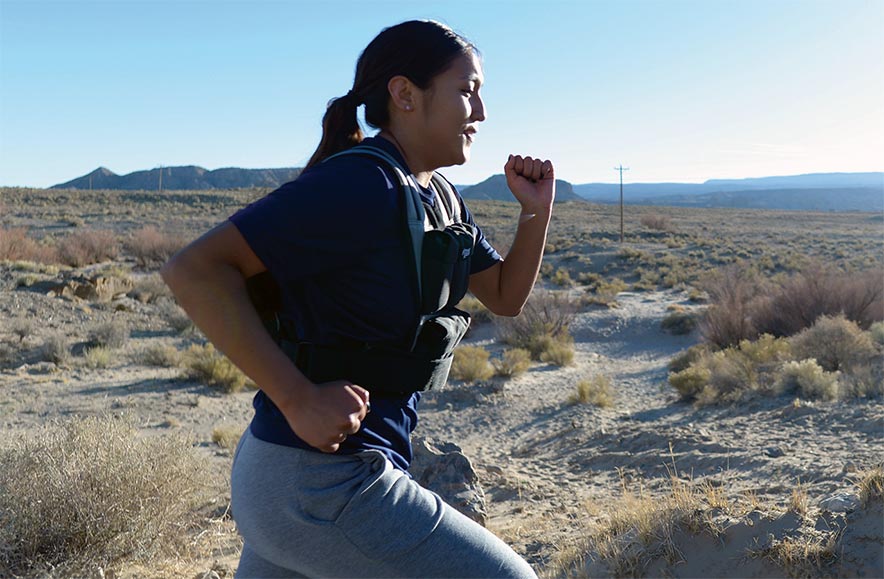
top-left (161, 222), bottom-right (368, 452)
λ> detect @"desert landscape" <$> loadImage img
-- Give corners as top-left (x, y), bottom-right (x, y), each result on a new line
top-left (0, 186), bottom-right (882, 578)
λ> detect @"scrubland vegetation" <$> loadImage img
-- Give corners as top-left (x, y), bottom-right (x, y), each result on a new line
top-left (1, 186), bottom-right (882, 577)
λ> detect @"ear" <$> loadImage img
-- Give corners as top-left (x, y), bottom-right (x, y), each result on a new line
top-left (387, 75), bottom-right (416, 113)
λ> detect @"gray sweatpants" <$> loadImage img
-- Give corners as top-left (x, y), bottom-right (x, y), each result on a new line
top-left (230, 429), bottom-right (538, 579)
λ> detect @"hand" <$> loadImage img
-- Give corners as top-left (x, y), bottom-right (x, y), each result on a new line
top-left (504, 154), bottom-right (556, 216)
top-left (280, 380), bottom-right (370, 453)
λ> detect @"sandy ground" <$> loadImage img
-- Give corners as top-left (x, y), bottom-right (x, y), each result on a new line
top-left (1, 256), bottom-right (882, 578)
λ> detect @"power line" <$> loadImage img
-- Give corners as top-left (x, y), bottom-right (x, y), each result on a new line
top-left (614, 165), bottom-right (629, 243)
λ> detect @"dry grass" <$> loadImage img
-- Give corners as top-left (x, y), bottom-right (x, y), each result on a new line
top-left (493, 348), bottom-right (532, 378)
top-left (211, 425), bottom-right (245, 453)
top-left (138, 343), bottom-right (182, 367)
top-left (540, 336), bottom-right (575, 366)
top-left (552, 474), bottom-right (727, 578)
top-left (0, 415), bottom-right (208, 577)
top-left (570, 375), bottom-right (614, 407)
top-left (82, 346), bottom-right (115, 369)
top-left (856, 466), bottom-right (884, 506)
top-left (451, 345), bottom-right (494, 383)
top-left (183, 343), bottom-right (252, 393)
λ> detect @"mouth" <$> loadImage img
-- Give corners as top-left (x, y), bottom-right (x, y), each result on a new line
top-left (463, 127), bottom-right (477, 143)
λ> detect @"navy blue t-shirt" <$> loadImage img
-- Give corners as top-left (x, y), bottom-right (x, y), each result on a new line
top-left (229, 136), bottom-right (502, 471)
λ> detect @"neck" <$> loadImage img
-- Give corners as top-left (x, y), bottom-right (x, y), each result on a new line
top-left (378, 131), bottom-right (433, 187)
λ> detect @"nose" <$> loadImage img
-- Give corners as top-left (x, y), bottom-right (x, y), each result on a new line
top-left (471, 93), bottom-right (486, 123)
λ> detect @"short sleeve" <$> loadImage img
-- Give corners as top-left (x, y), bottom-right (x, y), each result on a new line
top-left (459, 200), bottom-right (503, 274)
top-left (229, 156), bottom-right (402, 284)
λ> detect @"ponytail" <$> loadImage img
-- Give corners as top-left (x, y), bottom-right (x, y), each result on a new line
top-left (305, 92), bottom-right (364, 169)
top-left (304, 20), bottom-right (475, 170)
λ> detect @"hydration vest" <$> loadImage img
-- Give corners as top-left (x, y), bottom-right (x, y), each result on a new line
top-left (246, 144), bottom-right (476, 397)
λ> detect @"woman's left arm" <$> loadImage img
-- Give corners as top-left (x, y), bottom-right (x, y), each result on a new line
top-left (469, 154), bottom-right (555, 317)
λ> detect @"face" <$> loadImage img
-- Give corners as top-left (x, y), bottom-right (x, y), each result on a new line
top-left (417, 51), bottom-right (486, 169)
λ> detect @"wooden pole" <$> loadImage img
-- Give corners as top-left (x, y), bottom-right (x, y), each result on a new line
top-left (614, 165), bottom-right (629, 243)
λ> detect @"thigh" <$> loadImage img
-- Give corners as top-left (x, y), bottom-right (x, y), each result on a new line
top-left (232, 431), bottom-right (536, 578)
top-left (235, 543), bottom-right (307, 579)
top-left (332, 456), bottom-right (538, 578)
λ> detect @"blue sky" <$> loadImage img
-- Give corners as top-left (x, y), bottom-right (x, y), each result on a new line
top-left (1, 0), bottom-right (882, 188)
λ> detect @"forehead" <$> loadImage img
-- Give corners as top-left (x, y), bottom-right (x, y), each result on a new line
top-left (441, 52), bottom-right (484, 85)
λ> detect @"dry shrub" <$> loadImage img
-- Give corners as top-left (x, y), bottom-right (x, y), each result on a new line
top-left (457, 294), bottom-right (492, 324)
top-left (754, 264), bottom-right (884, 337)
top-left (870, 321), bottom-right (884, 346)
top-left (669, 335), bottom-right (792, 404)
top-left (698, 265), bottom-right (767, 348)
top-left (83, 346), bottom-right (114, 369)
top-left (496, 289), bottom-right (577, 360)
top-left (552, 267), bottom-right (575, 287)
top-left (539, 336), bottom-right (575, 366)
top-left (157, 298), bottom-right (196, 333)
top-left (89, 319), bottom-right (129, 349)
top-left (11, 318), bottom-right (35, 342)
top-left (41, 332), bottom-right (71, 365)
top-left (669, 365), bottom-right (712, 400)
top-left (0, 227), bottom-right (59, 264)
top-left (585, 277), bottom-right (629, 306)
top-left (570, 375), bottom-right (614, 407)
top-left (139, 343), bottom-right (181, 367)
top-left (789, 315), bottom-right (877, 372)
top-left (451, 345), bottom-right (494, 383)
top-left (184, 343), bottom-right (251, 393)
top-left (129, 272), bottom-right (173, 303)
top-left (661, 310), bottom-right (698, 335)
top-left (126, 226), bottom-right (189, 268)
top-left (668, 344), bottom-right (712, 374)
top-left (640, 213), bottom-right (672, 231)
top-left (0, 415), bottom-right (206, 577)
top-left (493, 348), bottom-right (531, 378)
top-left (773, 359), bottom-right (840, 400)
top-left (57, 228), bottom-right (119, 267)
top-left (700, 263), bottom-right (883, 348)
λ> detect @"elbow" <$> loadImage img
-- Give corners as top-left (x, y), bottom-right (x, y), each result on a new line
top-left (159, 249), bottom-right (190, 296)
top-left (489, 302), bottom-right (524, 317)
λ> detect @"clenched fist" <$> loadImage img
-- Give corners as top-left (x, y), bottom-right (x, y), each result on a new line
top-left (504, 154), bottom-right (555, 216)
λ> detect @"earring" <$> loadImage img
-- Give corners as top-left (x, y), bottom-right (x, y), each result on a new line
top-left (404, 105), bottom-right (412, 111)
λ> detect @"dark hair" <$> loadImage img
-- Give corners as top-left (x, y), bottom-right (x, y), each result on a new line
top-left (305, 20), bottom-right (476, 169)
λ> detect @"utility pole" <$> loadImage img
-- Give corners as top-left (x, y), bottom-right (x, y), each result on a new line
top-left (158, 166), bottom-right (163, 192)
top-left (615, 165), bottom-right (629, 243)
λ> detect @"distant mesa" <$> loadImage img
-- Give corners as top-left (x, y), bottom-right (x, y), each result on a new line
top-left (574, 172), bottom-right (884, 212)
top-left (49, 166), bottom-right (883, 212)
top-left (51, 165), bottom-right (303, 191)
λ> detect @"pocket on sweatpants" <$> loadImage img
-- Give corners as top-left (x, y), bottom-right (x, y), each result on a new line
top-left (294, 451), bottom-right (383, 524)
top-left (335, 454), bottom-right (445, 559)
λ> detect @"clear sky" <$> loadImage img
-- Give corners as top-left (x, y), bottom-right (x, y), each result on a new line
top-left (1, 0), bottom-right (882, 188)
